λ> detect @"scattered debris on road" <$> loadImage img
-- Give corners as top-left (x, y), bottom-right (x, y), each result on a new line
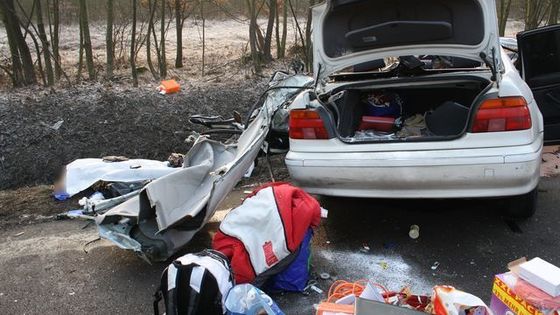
top-left (409, 224), bottom-right (420, 239)
top-left (431, 262), bottom-right (440, 271)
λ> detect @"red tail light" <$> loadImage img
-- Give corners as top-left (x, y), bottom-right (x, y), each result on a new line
top-left (472, 96), bottom-right (531, 133)
top-left (289, 109), bottom-right (332, 139)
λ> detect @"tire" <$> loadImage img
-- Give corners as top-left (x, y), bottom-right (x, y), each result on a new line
top-left (503, 188), bottom-right (538, 219)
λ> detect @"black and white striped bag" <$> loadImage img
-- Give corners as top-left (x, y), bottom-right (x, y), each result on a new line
top-left (153, 249), bottom-right (234, 315)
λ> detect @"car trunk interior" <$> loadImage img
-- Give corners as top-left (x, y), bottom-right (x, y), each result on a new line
top-left (326, 79), bottom-right (491, 142)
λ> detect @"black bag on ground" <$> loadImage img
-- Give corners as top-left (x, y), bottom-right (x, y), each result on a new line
top-left (153, 249), bottom-right (234, 315)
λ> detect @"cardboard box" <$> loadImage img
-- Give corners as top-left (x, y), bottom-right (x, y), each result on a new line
top-left (315, 302), bottom-right (354, 315)
top-left (490, 273), bottom-right (544, 315)
top-left (519, 257), bottom-right (560, 297)
top-left (354, 297), bottom-right (425, 315)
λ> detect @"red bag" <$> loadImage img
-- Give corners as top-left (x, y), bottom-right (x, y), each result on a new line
top-left (359, 116), bottom-right (396, 132)
top-left (212, 183), bottom-right (321, 284)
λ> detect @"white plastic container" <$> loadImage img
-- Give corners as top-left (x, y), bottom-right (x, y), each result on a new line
top-left (518, 257), bottom-right (560, 297)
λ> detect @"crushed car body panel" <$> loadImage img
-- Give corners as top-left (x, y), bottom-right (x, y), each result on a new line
top-left (95, 74), bottom-right (313, 262)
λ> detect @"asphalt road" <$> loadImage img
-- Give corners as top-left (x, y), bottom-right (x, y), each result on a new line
top-left (1, 178), bottom-right (559, 314)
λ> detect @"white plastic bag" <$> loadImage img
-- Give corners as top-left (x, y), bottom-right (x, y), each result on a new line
top-left (225, 284), bottom-right (284, 315)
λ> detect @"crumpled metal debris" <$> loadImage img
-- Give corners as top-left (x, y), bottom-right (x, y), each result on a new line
top-left (94, 74), bottom-right (313, 262)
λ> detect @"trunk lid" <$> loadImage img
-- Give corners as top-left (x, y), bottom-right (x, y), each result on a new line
top-left (312, 0), bottom-right (502, 80)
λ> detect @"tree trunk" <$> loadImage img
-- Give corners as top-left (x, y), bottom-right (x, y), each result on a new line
top-left (52, 0), bottom-right (60, 80)
top-left (146, 0), bottom-right (159, 79)
top-left (305, 0), bottom-right (315, 71)
top-left (275, 0), bottom-right (280, 58)
top-left (131, 0), bottom-right (138, 87)
top-left (159, 0), bottom-right (167, 78)
top-left (0, 0), bottom-right (37, 86)
top-left (548, 0), bottom-right (559, 25)
top-left (246, 0), bottom-right (261, 74)
top-left (263, 0), bottom-right (276, 61)
top-left (150, 2), bottom-right (163, 78)
top-left (35, 0), bottom-right (54, 86)
top-left (1, 3), bottom-right (24, 86)
top-left (14, 0), bottom-right (46, 85)
top-left (175, 0), bottom-right (183, 68)
top-left (79, 0), bottom-right (96, 80)
top-left (78, 20), bottom-right (84, 80)
top-left (288, 0), bottom-right (307, 62)
top-left (201, 0), bottom-right (206, 75)
top-left (280, 0), bottom-right (287, 58)
top-left (25, 17), bottom-right (47, 86)
top-left (498, 0), bottom-right (512, 36)
top-left (106, 0), bottom-right (114, 79)
top-left (525, 0), bottom-right (550, 30)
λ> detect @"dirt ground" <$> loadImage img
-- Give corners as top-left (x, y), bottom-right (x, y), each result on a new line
top-left (2, 176), bottom-right (560, 315)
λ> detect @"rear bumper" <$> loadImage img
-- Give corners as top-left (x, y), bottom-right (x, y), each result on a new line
top-left (285, 138), bottom-right (543, 198)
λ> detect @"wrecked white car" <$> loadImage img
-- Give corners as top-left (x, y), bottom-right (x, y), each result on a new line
top-left (285, 0), bottom-right (560, 218)
top-left (94, 73), bottom-right (312, 262)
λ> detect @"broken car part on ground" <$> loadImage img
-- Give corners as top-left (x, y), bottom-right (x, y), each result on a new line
top-left (58, 73), bottom-right (313, 262)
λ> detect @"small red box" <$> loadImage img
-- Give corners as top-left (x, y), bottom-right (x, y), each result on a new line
top-left (359, 116), bottom-right (395, 132)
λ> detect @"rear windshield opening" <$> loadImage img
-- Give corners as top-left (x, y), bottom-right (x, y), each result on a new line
top-left (323, 0), bottom-right (484, 58)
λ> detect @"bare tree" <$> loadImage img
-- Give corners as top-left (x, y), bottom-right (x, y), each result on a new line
top-left (146, 0), bottom-right (159, 79)
top-left (35, 0), bottom-right (54, 86)
top-left (160, 0), bottom-right (167, 78)
top-left (288, 0), bottom-right (308, 65)
top-left (131, 0), bottom-right (138, 86)
top-left (246, 0), bottom-right (261, 73)
top-left (51, 0), bottom-right (61, 80)
top-left (275, 0), bottom-right (280, 58)
top-left (175, 0), bottom-right (184, 68)
top-left (15, 0), bottom-right (47, 85)
top-left (201, 0), bottom-right (206, 75)
top-left (77, 19), bottom-right (84, 80)
top-left (279, 0), bottom-right (287, 58)
top-left (525, 0), bottom-right (550, 30)
top-left (0, 0), bottom-right (37, 86)
top-left (106, 0), bottom-right (114, 79)
top-left (79, 0), bottom-right (96, 80)
top-left (304, 0), bottom-right (315, 70)
top-left (263, 0), bottom-right (276, 61)
top-left (498, 0), bottom-right (512, 36)
top-left (548, 0), bottom-right (559, 25)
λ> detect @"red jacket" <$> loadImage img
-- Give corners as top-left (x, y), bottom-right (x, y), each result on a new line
top-left (212, 183), bottom-right (321, 284)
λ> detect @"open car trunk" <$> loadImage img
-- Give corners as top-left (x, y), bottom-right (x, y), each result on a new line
top-left (329, 77), bottom-right (491, 142)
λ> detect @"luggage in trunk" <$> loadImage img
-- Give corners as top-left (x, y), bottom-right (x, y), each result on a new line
top-left (330, 79), bottom-right (490, 142)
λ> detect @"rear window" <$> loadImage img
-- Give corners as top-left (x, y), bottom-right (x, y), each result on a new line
top-left (322, 0), bottom-right (485, 58)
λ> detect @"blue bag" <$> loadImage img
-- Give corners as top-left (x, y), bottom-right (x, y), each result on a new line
top-left (364, 92), bottom-right (403, 117)
top-left (266, 229), bottom-right (313, 292)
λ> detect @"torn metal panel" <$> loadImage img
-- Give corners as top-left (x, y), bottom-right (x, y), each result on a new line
top-left (95, 74), bottom-right (313, 262)
top-left (64, 158), bottom-right (177, 196)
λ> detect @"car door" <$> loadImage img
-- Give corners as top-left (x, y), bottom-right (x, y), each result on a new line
top-left (517, 25), bottom-right (560, 143)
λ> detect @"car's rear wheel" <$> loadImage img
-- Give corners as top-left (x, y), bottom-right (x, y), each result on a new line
top-left (503, 188), bottom-right (538, 219)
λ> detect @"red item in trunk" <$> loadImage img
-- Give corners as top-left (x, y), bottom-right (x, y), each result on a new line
top-left (359, 116), bottom-right (396, 132)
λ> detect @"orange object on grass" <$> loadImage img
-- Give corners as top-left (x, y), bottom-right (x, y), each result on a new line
top-left (158, 79), bottom-right (180, 94)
